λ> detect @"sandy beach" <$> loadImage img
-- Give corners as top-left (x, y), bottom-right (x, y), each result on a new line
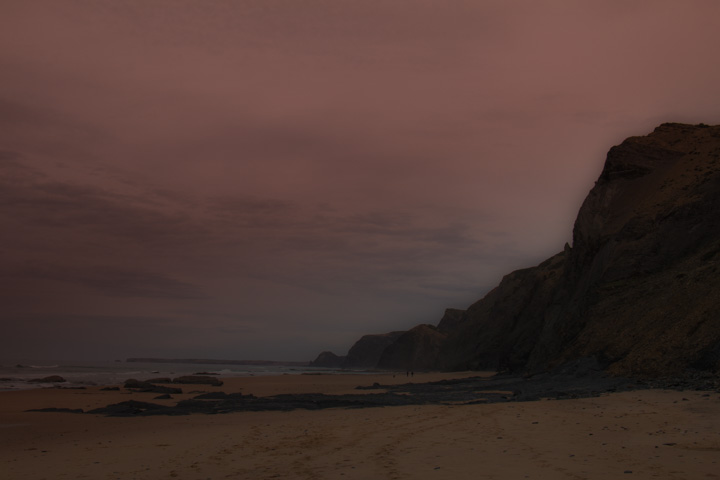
top-left (2, 372), bottom-right (719, 480)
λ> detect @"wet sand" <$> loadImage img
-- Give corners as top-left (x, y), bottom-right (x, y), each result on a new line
top-left (2, 372), bottom-right (719, 479)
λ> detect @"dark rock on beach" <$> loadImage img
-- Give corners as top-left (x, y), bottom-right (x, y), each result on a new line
top-left (28, 375), bottom-right (66, 383)
top-left (86, 400), bottom-right (177, 417)
top-left (88, 391), bottom-right (422, 416)
top-left (193, 391), bottom-right (246, 399)
top-left (26, 407), bottom-right (83, 413)
top-left (123, 379), bottom-right (182, 394)
top-left (74, 370), bottom-right (657, 417)
top-left (123, 379), bottom-right (150, 389)
top-left (38, 363), bottom-right (720, 418)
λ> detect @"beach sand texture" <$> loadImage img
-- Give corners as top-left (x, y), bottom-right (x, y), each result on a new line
top-left (2, 372), bottom-right (719, 479)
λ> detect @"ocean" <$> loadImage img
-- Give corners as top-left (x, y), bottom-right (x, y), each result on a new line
top-left (0, 359), bottom-right (335, 391)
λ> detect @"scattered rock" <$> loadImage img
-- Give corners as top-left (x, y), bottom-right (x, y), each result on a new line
top-left (26, 407), bottom-right (83, 413)
top-left (78, 372), bottom-right (643, 416)
top-left (86, 401), bottom-right (175, 417)
top-left (355, 382), bottom-right (382, 390)
top-left (193, 392), bottom-right (245, 400)
top-left (123, 379), bottom-right (182, 394)
top-left (28, 375), bottom-right (66, 383)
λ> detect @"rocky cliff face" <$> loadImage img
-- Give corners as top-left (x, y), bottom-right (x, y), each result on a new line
top-left (437, 250), bottom-right (567, 372)
top-left (377, 324), bottom-right (446, 371)
top-left (535, 123), bottom-right (720, 376)
top-left (342, 331), bottom-right (405, 368)
top-left (440, 123), bottom-right (720, 376)
top-left (436, 308), bottom-right (466, 334)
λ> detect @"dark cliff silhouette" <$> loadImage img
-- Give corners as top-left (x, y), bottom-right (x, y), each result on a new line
top-left (315, 123), bottom-right (720, 377)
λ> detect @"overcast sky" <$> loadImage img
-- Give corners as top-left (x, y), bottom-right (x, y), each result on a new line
top-left (2, 0), bottom-right (720, 362)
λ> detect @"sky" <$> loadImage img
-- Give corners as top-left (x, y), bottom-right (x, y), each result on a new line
top-left (2, 1), bottom-right (720, 362)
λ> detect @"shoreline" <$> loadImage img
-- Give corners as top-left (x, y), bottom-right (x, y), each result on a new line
top-left (0, 361), bottom-right (390, 392)
top-left (2, 371), bottom-right (720, 479)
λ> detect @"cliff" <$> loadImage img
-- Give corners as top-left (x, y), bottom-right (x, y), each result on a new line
top-left (436, 308), bottom-right (466, 334)
top-left (377, 325), bottom-right (446, 371)
top-left (342, 331), bottom-right (405, 368)
top-left (440, 123), bottom-right (720, 376)
top-left (437, 250), bottom-right (567, 372)
top-left (536, 122), bottom-right (720, 375)
top-left (314, 123), bottom-right (720, 378)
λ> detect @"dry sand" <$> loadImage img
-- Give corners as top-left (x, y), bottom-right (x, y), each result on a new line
top-left (2, 372), bottom-right (719, 479)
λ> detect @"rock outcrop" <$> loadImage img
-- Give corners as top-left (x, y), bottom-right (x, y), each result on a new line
top-left (438, 123), bottom-right (720, 377)
top-left (437, 250), bottom-right (567, 372)
top-left (310, 351), bottom-right (346, 368)
top-left (377, 325), bottom-right (447, 371)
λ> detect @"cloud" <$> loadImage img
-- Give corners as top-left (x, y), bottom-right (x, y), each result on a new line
top-left (0, 150), bottom-right (45, 184)
top-left (0, 158), bottom-right (200, 251)
top-left (5, 263), bottom-right (203, 299)
top-left (1, 143), bottom-right (501, 312)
